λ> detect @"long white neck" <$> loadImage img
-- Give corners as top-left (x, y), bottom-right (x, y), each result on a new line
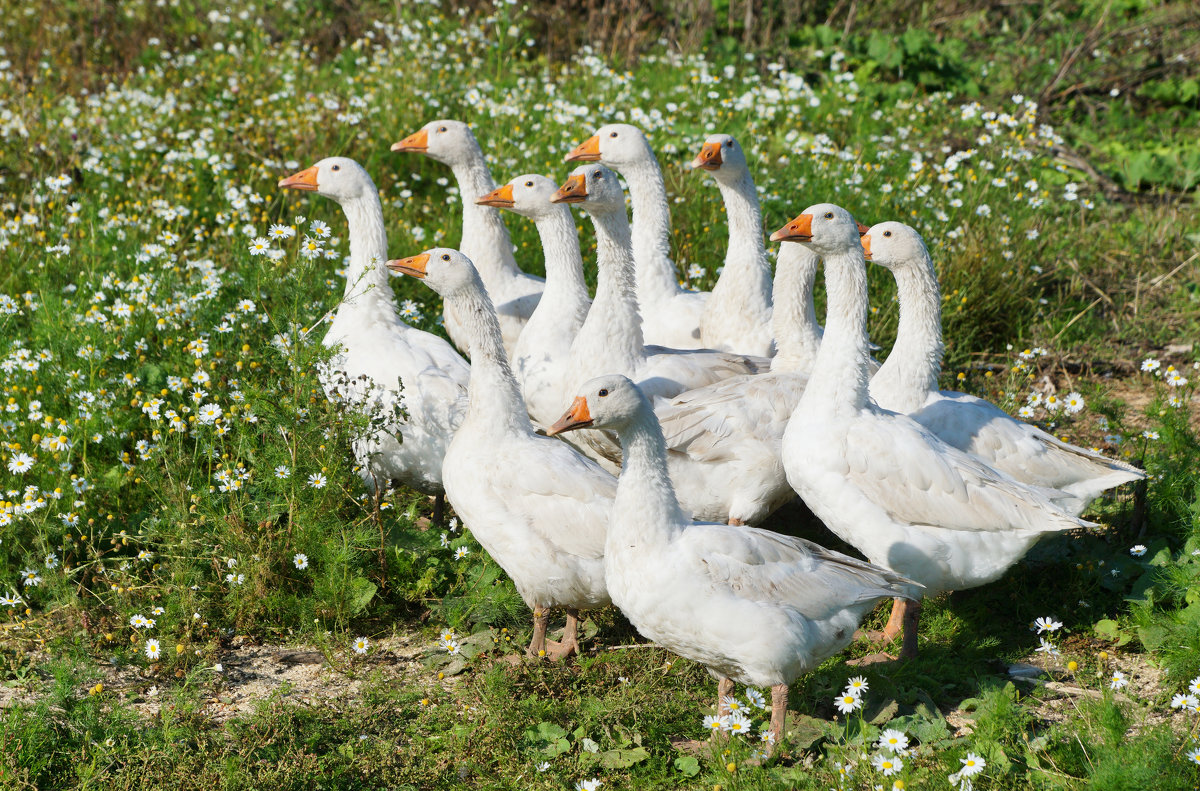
top-left (339, 193), bottom-right (397, 311)
top-left (799, 247), bottom-right (872, 416)
top-left (525, 207), bottom-right (589, 333)
top-left (448, 278), bottom-right (532, 435)
top-left (869, 253), bottom-right (943, 413)
top-left (621, 158), bottom-right (680, 302)
top-left (449, 155), bottom-right (521, 279)
top-left (611, 401), bottom-right (687, 546)
top-left (709, 169), bottom-right (773, 316)
top-left (770, 242), bottom-right (824, 373)
top-left (572, 207), bottom-right (645, 374)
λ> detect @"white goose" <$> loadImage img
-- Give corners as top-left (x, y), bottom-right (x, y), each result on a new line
top-left (777, 205), bottom-right (1092, 658)
top-left (386, 248), bottom-right (614, 660)
top-left (476, 175), bottom-right (590, 427)
top-left (278, 158), bottom-right (469, 518)
top-left (392, 120), bottom-right (544, 357)
top-left (865, 221), bottom-right (1144, 513)
top-left (651, 239), bottom-right (825, 525)
top-left (552, 164), bottom-right (770, 467)
top-left (548, 374), bottom-right (914, 748)
top-left (565, 123), bottom-right (708, 349)
top-left (690, 134), bottom-right (775, 357)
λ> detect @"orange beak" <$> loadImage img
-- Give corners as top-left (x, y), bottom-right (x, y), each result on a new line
top-left (278, 165), bottom-right (319, 191)
top-left (769, 213), bottom-right (813, 243)
top-left (564, 135), bottom-right (601, 163)
top-left (547, 396), bottom-right (593, 435)
top-left (386, 253), bottom-right (430, 279)
top-left (551, 173), bottom-right (588, 204)
top-left (476, 184), bottom-right (515, 208)
top-left (691, 141), bottom-right (723, 171)
top-left (391, 128), bottom-right (429, 153)
top-left (861, 234), bottom-right (872, 260)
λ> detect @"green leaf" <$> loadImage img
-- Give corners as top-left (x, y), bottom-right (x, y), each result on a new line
top-left (674, 756), bottom-right (700, 777)
top-left (535, 722), bottom-right (567, 742)
top-left (347, 577), bottom-right (377, 615)
top-left (596, 747), bottom-right (649, 769)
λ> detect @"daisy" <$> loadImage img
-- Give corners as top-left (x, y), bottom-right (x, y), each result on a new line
top-left (959, 752), bottom-right (985, 776)
top-left (844, 675), bottom-right (869, 695)
top-left (1129, 545), bottom-right (1147, 557)
top-left (247, 237), bottom-right (271, 256)
top-left (1035, 638), bottom-right (1059, 655)
top-left (275, 465), bottom-right (290, 479)
top-left (876, 728), bottom-right (909, 755)
top-left (1033, 616), bottom-right (1062, 633)
top-left (575, 780), bottom-right (602, 791)
top-left (21, 569), bottom-right (41, 587)
top-left (744, 688), bottom-right (766, 709)
top-left (7, 453), bottom-right (34, 475)
top-left (871, 752), bottom-right (903, 776)
top-left (702, 714), bottom-right (725, 733)
top-left (1063, 392), bottom-right (1084, 414)
top-left (308, 473), bottom-right (327, 489)
top-left (834, 692), bottom-right (862, 714)
top-left (352, 636), bottom-right (370, 655)
top-left (1188, 747), bottom-right (1200, 766)
top-left (268, 223), bottom-right (295, 240)
top-left (1188, 676), bottom-right (1200, 695)
top-left (454, 546), bottom-right (470, 560)
top-left (145, 638), bottom-right (161, 661)
top-left (293, 553), bottom-right (309, 570)
top-left (724, 711), bottom-right (751, 735)
top-left (1109, 671), bottom-right (1129, 691)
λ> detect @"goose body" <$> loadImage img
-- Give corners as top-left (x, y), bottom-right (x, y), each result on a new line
top-left (477, 175), bottom-right (591, 427)
top-left (691, 135), bottom-right (775, 357)
top-left (566, 124), bottom-right (708, 349)
top-left (777, 205), bottom-right (1092, 657)
top-left (387, 248), bottom-right (614, 658)
top-left (552, 165), bottom-right (769, 467)
top-left (864, 221), bottom-right (1143, 513)
top-left (549, 374), bottom-right (913, 746)
top-left (393, 120), bottom-right (544, 357)
top-left (278, 158), bottom-right (469, 497)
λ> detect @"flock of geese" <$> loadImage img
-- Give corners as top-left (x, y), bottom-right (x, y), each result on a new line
top-left (277, 120), bottom-right (1144, 748)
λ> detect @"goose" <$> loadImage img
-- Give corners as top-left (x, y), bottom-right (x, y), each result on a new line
top-left (392, 120), bottom-right (544, 357)
top-left (548, 374), bottom-right (914, 748)
top-left (386, 248), bottom-right (615, 660)
top-left (776, 205), bottom-right (1093, 658)
top-left (278, 158), bottom-right (469, 519)
top-left (565, 123), bottom-right (708, 349)
top-left (552, 164), bottom-right (770, 467)
top-left (650, 240), bottom-right (825, 525)
top-left (476, 175), bottom-right (590, 427)
top-left (690, 134), bottom-right (775, 357)
top-left (864, 221), bottom-right (1144, 513)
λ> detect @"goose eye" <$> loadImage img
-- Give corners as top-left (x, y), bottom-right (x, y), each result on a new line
top-left (598, 388), bottom-right (609, 397)
top-left (331, 164), bottom-right (340, 171)
top-left (609, 131), bottom-right (618, 138)
top-left (437, 126), bottom-right (446, 133)
top-left (725, 141), bottom-right (733, 147)
top-left (883, 230), bottom-right (892, 237)
top-left (592, 170), bottom-right (602, 178)
top-left (824, 212), bottom-right (834, 219)
top-left (524, 180), bottom-right (533, 187)
top-left (441, 254), bottom-right (450, 261)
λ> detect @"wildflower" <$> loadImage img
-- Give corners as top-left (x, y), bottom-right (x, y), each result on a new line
top-left (721, 696), bottom-right (745, 714)
top-left (1188, 676), bottom-right (1200, 695)
top-left (575, 780), bottom-right (603, 791)
top-left (1170, 693), bottom-right (1199, 710)
top-left (1141, 358), bottom-right (1161, 373)
top-left (268, 223), bottom-right (295, 240)
top-left (871, 752), bottom-right (903, 776)
top-left (1063, 392), bottom-right (1084, 414)
top-left (535, 761), bottom-right (550, 772)
top-left (7, 453), bottom-right (35, 475)
top-left (247, 237), bottom-right (271, 256)
top-left (152, 607), bottom-right (164, 616)
top-left (275, 465), bottom-right (291, 479)
top-left (1033, 616), bottom-right (1062, 633)
top-left (1035, 638), bottom-right (1059, 655)
top-left (1109, 671), bottom-right (1128, 690)
top-left (1188, 747), bottom-right (1200, 766)
top-left (308, 473), bottom-right (327, 489)
top-left (352, 636), bottom-right (370, 655)
top-left (439, 533), bottom-right (450, 548)
top-left (454, 546), bottom-right (470, 560)
top-left (876, 728), bottom-right (910, 754)
top-left (0, 592), bottom-right (24, 607)
top-left (744, 688), bottom-right (767, 709)
top-left (138, 550), bottom-right (153, 562)
top-left (45, 553), bottom-right (59, 569)
top-left (845, 675), bottom-right (869, 696)
top-left (1130, 545), bottom-right (1147, 557)
top-left (1142, 430), bottom-right (1159, 440)
top-left (703, 714), bottom-right (726, 733)
top-left (293, 553), bottom-right (309, 570)
top-left (959, 752), bottom-right (986, 776)
top-left (1167, 371), bottom-right (1189, 388)
top-left (834, 692), bottom-right (862, 714)
top-left (196, 403), bottom-right (222, 424)
top-left (145, 638), bottom-right (161, 660)
top-left (21, 569), bottom-right (41, 587)
top-left (445, 640), bottom-right (461, 655)
top-left (1017, 405), bottom-right (1035, 418)
top-left (725, 711), bottom-right (751, 735)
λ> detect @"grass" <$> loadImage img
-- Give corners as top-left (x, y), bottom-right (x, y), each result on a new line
top-left (0, 0), bottom-right (1199, 788)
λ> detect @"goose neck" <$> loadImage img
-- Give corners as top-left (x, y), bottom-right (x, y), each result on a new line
top-left (770, 242), bottom-right (823, 373)
top-left (621, 158), bottom-right (680, 300)
top-left (575, 208), bottom-right (644, 368)
top-left (709, 169), bottom-right (773, 315)
top-left (801, 248), bottom-right (872, 413)
top-left (870, 258), bottom-right (943, 412)
top-left (611, 405), bottom-right (687, 545)
top-left (534, 208), bottom-right (589, 312)
top-left (449, 158), bottom-right (520, 278)
top-left (449, 281), bottom-right (531, 434)
top-left (340, 193), bottom-right (395, 308)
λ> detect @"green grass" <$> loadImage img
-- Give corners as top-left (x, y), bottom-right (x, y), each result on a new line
top-left (0, 0), bottom-right (1198, 788)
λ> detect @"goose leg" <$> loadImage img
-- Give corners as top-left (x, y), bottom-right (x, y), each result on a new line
top-left (900, 598), bottom-right (922, 659)
top-left (527, 608), bottom-right (549, 658)
top-left (728, 517), bottom-right (745, 526)
top-left (545, 609), bottom-right (581, 661)
top-left (855, 597), bottom-right (905, 644)
top-left (432, 493), bottom-right (445, 526)
top-left (717, 677), bottom-right (735, 716)
top-left (768, 683), bottom-right (789, 753)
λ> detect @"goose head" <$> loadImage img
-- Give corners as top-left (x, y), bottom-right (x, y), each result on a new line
top-left (547, 374), bottom-right (644, 435)
top-left (278, 157), bottom-right (374, 202)
top-left (861, 221), bottom-right (929, 271)
top-left (770, 203), bottom-right (869, 256)
top-left (564, 123), bottom-right (652, 168)
top-left (391, 120), bottom-right (481, 166)
top-left (689, 133), bottom-right (748, 182)
top-left (477, 174), bottom-right (561, 219)
top-left (551, 164), bottom-right (625, 215)
top-left (386, 247), bottom-right (480, 298)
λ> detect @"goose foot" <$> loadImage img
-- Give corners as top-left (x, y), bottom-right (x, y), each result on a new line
top-left (854, 597), bottom-right (906, 644)
top-left (727, 517), bottom-right (746, 526)
top-left (847, 651), bottom-right (896, 666)
top-left (717, 676), bottom-right (735, 716)
top-left (766, 683), bottom-right (788, 756)
top-left (526, 608), bottom-right (550, 658)
top-left (543, 610), bottom-right (581, 661)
